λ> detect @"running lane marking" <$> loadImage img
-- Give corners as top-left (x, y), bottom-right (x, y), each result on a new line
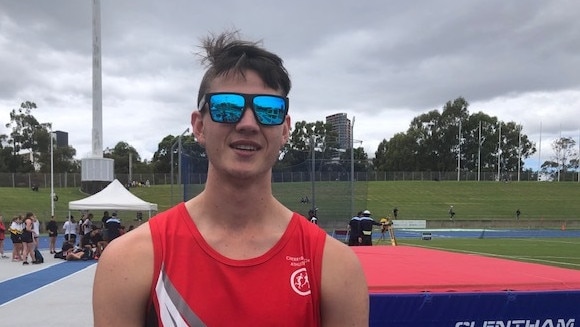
top-left (0, 261), bottom-right (96, 306)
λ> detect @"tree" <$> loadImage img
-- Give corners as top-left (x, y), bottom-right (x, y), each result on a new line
top-left (277, 120), bottom-right (339, 172)
top-left (104, 142), bottom-right (141, 175)
top-left (151, 135), bottom-right (175, 174)
top-left (181, 135), bottom-right (208, 174)
top-left (37, 143), bottom-right (80, 173)
top-left (3, 101), bottom-right (42, 172)
top-left (373, 133), bottom-right (417, 171)
top-left (373, 97), bottom-right (536, 173)
top-left (152, 135), bottom-right (207, 174)
top-left (341, 146), bottom-right (370, 172)
top-left (372, 139), bottom-right (389, 171)
top-left (152, 135), bottom-right (177, 173)
top-left (541, 137), bottom-right (578, 176)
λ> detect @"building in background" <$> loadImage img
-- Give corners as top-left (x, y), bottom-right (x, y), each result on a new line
top-left (325, 113), bottom-right (351, 150)
top-left (54, 130), bottom-right (68, 148)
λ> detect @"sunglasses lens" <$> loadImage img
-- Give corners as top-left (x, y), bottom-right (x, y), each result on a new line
top-left (253, 96), bottom-right (287, 126)
top-left (207, 93), bottom-right (287, 125)
top-left (208, 94), bottom-right (245, 123)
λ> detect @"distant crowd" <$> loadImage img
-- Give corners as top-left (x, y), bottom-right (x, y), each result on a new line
top-left (0, 210), bottom-right (136, 264)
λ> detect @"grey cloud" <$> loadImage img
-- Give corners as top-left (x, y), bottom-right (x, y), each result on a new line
top-left (1, 0), bottom-right (579, 162)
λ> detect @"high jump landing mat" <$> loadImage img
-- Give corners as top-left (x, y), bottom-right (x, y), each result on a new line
top-left (353, 246), bottom-right (580, 326)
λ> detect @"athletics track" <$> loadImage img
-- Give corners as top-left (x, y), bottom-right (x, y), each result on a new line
top-left (1, 231), bottom-right (579, 326)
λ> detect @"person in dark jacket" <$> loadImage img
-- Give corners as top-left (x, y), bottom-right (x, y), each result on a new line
top-left (348, 211), bottom-right (362, 246)
top-left (105, 212), bottom-right (122, 242)
top-left (359, 210), bottom-right (381, 246)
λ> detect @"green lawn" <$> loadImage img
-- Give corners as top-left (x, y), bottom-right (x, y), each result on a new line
top-left (364, 181), bottom-right (580, 220)
top-left (2, 181), bottom-right (579, 270)
top-left (1, 180), bottom-right (579, 221)
top-left (394, 237), bottom-right (580, 270)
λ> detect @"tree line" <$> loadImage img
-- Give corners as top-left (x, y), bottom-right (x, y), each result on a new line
top-left (1, 98), bottom-right (577, 177)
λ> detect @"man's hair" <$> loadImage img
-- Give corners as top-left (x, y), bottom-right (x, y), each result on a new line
top-left (196, 30), bottom-right (291, 106)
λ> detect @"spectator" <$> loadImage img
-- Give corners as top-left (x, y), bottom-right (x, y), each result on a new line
top-left (32, 214), bottom-right (40, 250)
top-left (308, 208), bottom-right (318, 225)
top-left (0, 215), bottom-right (7, 258)
top-left (21, 212), bottom-right (38, 264)
top-left (81, 226), bottom-right (107, 259)
top-left (101, 211), bottom-right (111, 240)
top-left (46, 215), bottom-right (58, 254)
top-left (9, 215), bottom-right (23, 261)
top-left (82, 213), bottom-right (94, 236)
top-left (449, 206), bottom-right (456, 220)
top-left (63, 215), bottom-right (78, 244)
top-left (105, 212), bottom-right (122, 242)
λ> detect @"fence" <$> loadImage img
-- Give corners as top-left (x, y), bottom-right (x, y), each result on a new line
top-left (1, 170), bottom-right (579, 189)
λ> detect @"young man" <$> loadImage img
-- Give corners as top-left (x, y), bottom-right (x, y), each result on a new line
top-left (93, 31), bottom-right (369, 326)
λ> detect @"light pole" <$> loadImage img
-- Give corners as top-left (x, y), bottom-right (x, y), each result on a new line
top-left (350, 117), bottom-right (355, 217)
top-left (537, 122), bottom-right (542, 181)
top-left (497, 123), bottom-right (501, 181)
top-left (350, 117), bottom-right (363, 216)
top-left (517, 124), bottom-right (522, 182)
top-left (457, 119), bottom-right (462, 181)
top-left (478, 121), bottom-right (481, 182)
top-left (50, 127), bottom-right (55, 217)
top-left (170, 128), bottom-right (190, 205)
top-left (310, 135), bottom-right (316, 214)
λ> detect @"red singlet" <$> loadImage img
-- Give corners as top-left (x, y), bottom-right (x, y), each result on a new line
top-left (146, 203), bottom-right (326, 326)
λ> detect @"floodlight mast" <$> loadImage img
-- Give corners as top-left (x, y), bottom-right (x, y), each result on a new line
top-left (457, 120), bottom-right (461, 181)
top-left (350, 117), bottom-right (355, 217)
top-left (349, 117), bottom-right (363, 217)
top-left (170, 128), bottom-right (190, 205)
top-left (50, 127), bottom-right (54, 217)
top-left (91, 0), bottom-right (103, 158)
top-left (310, 135), bottom-right (316, 213)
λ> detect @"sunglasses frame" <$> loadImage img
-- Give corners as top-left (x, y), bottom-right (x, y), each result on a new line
top-left (200, 92), bottom-right (289, 126)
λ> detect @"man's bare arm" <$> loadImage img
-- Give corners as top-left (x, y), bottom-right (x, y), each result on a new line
top-left (320, 236), bottom-right (369, 327)
top-left (93, 225), bottom-right (154, 327)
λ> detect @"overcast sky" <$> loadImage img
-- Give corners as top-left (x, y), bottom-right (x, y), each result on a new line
top-left (1, 1), bottom-right (579, 169)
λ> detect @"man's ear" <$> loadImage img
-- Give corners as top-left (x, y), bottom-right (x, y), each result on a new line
top-left (191, 111), bottom-right (206, 145)
top-left (281, 115), bottom-right (291, 146)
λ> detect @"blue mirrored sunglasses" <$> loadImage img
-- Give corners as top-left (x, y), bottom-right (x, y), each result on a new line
top-left (200, 92), bottom-right (289, 126)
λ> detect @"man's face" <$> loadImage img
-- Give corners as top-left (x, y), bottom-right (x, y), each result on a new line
top-left (192, 70), bottom-right (290, 181)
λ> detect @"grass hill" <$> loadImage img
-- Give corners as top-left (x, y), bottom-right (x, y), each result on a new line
top-left (1, 181), bottom-right (579, 225)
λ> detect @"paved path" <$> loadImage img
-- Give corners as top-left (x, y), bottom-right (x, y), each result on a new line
top-left (0, 249), bottom-right (97, 327)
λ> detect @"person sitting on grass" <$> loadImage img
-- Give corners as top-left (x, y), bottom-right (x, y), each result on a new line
top-left (80, 226), bottom-right (107, 259)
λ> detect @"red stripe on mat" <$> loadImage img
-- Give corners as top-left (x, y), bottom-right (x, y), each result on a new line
top-left (352, 246), bottom-right (580, 293)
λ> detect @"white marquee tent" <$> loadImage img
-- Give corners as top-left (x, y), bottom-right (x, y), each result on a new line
top-left (68, 179), bottom-right (158, 216)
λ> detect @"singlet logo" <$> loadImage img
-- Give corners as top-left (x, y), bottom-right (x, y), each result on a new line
top-left (290, 268), bottom-right (311, 296)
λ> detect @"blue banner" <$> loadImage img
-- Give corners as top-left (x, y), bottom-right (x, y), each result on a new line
top-left (370, 291), bottom-right (580, 326)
